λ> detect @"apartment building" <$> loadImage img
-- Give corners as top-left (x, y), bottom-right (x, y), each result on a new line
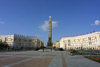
top-left (59, 32), bottom-right (100, 50)
top-left (0, 34), bottom-right (41, 49)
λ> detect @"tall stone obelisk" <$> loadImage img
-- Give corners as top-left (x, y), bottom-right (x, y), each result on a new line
top-left (47, 16), bottom-right (52, 49)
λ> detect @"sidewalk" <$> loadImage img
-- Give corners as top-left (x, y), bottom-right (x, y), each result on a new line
top-left (64, 52), bottom-right (100, 67)
top-left (48, 53), bottom-right (62, 67)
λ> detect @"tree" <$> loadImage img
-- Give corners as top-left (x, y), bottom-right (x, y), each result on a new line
top-left (0, 41), bottom-right (9, 50)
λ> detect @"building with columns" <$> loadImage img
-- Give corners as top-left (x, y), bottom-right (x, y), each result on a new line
top-left (59, 32), bottom-right (100, 50)
top-left (0, 34), bottom-right (41, 49)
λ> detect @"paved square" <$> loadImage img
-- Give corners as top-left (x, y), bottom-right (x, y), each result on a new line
top-left (0, 51), bottom-right (100, 67)
top-left (0, 51), bottom-right (56, 67)
top-left (12, 58), bottom-right (53, 67)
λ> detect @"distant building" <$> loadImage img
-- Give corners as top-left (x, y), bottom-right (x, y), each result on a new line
top-left (32, 37), bottom-right (41, 49)
top-left (53, 41), bottom-right (60, 48)
top-left (40, 41), bottom-right (44, 48)
top-left (59, 32), bottom-right (100, 50)
top-left (0, 34), bottom-right (41, 49)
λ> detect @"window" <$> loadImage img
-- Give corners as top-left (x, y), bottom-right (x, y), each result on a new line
top-left (78, 39), bottom-right (80, 42)
top-left (95, 37), bottom-right (97, 42)
top-left (5, 37), bottom-right (8, 42)
top-left (88, 37), bottom-right (91, 41)
top-left (29, 40), bottom-right (32, 42)
top-left (0, 39), bottom-right (2, 42)
top-left (83, 38), bottom-right (85, 41)
top-left (74, 39), bottom-right (76, 42)
top-left (88, 37), bottom-right (92, 45)
top-left (68, 40), bottom-right (71, 46)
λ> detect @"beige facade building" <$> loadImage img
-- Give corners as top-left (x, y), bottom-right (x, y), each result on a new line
top-left (53, 41), bottom-right (60, 48)
top-left (59, 32), bottom-right (100, 50)
top-left (40, 41), bottom-right (44, 48)
top-left (0, 34), bottom-right (41, 49)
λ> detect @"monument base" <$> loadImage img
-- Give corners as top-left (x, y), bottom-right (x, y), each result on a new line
top-left (46, 46), bottom-right (52, 51)
top-left (46, 46), bottom-right (52, 49)
top-left (38, 48), bottom-right (54, 52)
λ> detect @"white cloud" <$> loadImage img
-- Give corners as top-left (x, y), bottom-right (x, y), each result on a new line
top-left (34, 34), bottom-right (43, 38)
top-left (39, 21), bottom-right (58, 31)
top-left (91, 20), bottom-right (100, 26)
top-left (0, 21), bottom-right (5, 24)
top-left (52, 21), bottom-right (58, 28)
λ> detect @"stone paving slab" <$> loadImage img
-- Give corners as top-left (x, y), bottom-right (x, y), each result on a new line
top-left (64, 52), bottom-right (100, 67)
top-left (11, 58), bottom-right (53, 67)
top-left (0, 51), bottom-right (56, 67)
top-left (0, 56), bottom-right (12, 60)
top-left (48, 53), bottom-right (63, 67)
top-left (62, 54), bottom-right (67, 67)
top-left (0, 57), bottom-right (27, 67)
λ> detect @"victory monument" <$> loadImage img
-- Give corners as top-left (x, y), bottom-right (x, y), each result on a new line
top-left (47, 16), bottom-right (52, 50)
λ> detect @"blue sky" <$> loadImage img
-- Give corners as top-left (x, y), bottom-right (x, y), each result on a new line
top-left (0, 0), bottom-right (100, 45)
